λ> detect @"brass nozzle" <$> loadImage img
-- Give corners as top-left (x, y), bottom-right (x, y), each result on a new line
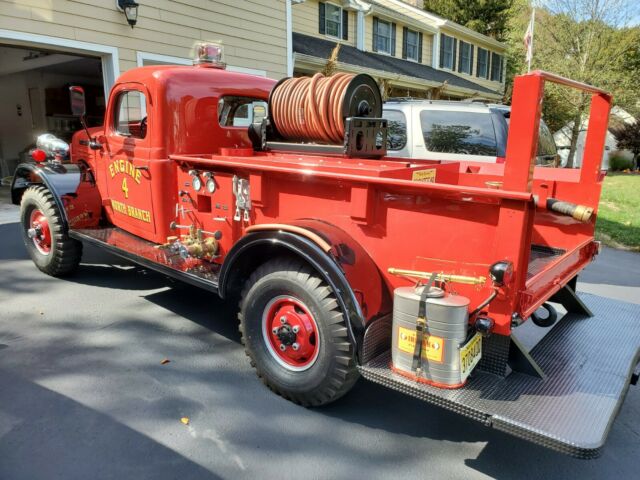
top-left (387, 267), bottom-right (486, 286)
top-left (572, 205), bottom-right (593, 222)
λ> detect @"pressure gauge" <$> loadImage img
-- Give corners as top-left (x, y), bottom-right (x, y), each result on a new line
top-left (192, 175), bottom-right (202, 192)
top-left (206, 178), bottom-right (216, 193)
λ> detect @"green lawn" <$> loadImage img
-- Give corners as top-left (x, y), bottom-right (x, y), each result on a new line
top-left (596, 173), bottom-right (640, 251)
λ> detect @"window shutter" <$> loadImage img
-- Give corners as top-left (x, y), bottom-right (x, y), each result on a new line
top-left (372, 17), bottom-right (378, 51)
top-left (319, 2), bottom-right (326, 34)
top-left (439, 34), bottom-right (445, 68)
top-left (458, 41), bottom-right (463, 73)
top-left (391, 23), bottom-right (396, 56)
top-left (476, 48), bottom-right (482, 77)
top-left (452, 38), bottom-right (457, 70)
top-left (469, 45), bottom-right (474, 75)
top-left (402, 27), bottom-right (408, 59)
top-left (418, 32), bottom-right (423, 63)
top-left (342, 9), bottom-right (348, 40)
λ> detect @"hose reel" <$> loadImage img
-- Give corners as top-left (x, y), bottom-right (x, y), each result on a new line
top-left (255, 73), bottom-right (387, 158)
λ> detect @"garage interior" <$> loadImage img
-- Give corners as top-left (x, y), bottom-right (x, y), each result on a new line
top-left (0, 44), bottom-right (105, 179)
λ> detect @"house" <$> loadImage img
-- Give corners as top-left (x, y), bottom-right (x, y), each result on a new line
top-left (291, 0), bottom-right (507, 100)
top-left (0, 0), bottom-right (288, 177)
top-left (553, 107), bottom-right (637, 170)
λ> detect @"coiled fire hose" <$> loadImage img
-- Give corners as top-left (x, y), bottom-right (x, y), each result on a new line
top-left (269, 72), bottom-right (382, 144)
top-left (271, 73), bottom-right (355, 144)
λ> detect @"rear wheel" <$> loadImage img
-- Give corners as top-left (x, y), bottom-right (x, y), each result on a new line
top-left (239, 258), bottom-right (359, 406)
top-left (20, 185), bottom-right (82, 276)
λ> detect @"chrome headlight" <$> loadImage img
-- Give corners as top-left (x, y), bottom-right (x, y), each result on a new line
top-left (36, 134), bottom-right (69, 158)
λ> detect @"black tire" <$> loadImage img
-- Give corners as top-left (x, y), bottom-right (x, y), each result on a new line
top-left (239, 258), bottom-right (359, 406)
top-left (20, 185), bottom-right (82, 276)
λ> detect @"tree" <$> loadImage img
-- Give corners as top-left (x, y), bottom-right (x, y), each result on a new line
top-left (615, 121), bottom-right (640, 169)
top-left (506, 0), bottom-right (640, 167)
top-left (423, 0), bottom-right (514, 41)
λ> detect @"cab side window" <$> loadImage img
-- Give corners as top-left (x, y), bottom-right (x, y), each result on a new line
top-left (115, 90), bottom-right (147, 139)
top-left (218, 96), bottom-right (268, 127)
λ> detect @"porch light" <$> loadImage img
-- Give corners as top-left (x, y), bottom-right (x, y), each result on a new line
top-left (117, 0), bottom-right (139, 28)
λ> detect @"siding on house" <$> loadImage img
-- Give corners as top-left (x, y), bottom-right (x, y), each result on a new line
top-left (1, 0), bottom-right (288, 79)
top-left (364, 14), bottom-right (433, 66)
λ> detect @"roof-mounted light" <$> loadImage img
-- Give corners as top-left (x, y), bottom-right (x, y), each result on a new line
top-left (192, 42), bottom-right (225, 69)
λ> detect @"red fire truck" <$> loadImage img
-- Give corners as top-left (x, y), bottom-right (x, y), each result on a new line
top-left (11, 44), bottom-right (640, 458)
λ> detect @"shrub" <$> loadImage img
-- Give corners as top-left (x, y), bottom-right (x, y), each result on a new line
top-left (609, 155), bottom-right (634, 171)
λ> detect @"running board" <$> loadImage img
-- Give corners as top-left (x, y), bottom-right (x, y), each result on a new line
top-left (70, 227), bottom-right (219, 293)
top-left (358, 293), bottom-right (640, 459)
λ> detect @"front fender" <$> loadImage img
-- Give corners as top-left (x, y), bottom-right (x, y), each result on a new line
top-left (11, 162), bottom-right (102, 230)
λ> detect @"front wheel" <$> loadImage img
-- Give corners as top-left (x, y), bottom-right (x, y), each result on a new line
top-left (239, 258), bottom-right (359, 406)
top-left (20, 185), bottom-right (82, 276)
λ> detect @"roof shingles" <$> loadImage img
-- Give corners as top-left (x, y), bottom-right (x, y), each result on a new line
top-left (293, 32), bottom-right (497, 96)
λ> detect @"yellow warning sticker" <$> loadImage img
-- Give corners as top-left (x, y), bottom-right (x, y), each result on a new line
top-left (397, 326), bottom-right (444, 363)
top-left (411, 168), bottom-right (436, 183)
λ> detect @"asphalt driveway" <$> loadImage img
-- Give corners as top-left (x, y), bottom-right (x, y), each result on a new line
top-left (1, 186), bottom-right (639, 480)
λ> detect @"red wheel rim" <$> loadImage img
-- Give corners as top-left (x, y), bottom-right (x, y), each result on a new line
top-left (29, 209), bottom-right (52, 255)
top-left (262, 295), bottom-right (320, 371)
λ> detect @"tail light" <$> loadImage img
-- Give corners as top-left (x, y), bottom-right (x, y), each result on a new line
top-left (31, 149), bottom-right (47, 163)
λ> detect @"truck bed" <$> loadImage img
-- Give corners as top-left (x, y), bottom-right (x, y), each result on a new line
top-left (359, 293), bottom-right (640, 458)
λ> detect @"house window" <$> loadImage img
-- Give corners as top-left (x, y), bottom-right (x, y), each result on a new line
top-left (458, 41), bottom-right (473, 75)
top-left (115, 90), bottom-right (147, 139)
top-left (319, 2), bottom-right (348, 41)
top-left (439, 34), bottom-right (456, 70)
top-left (373, 18), bottom-right (394, 55)
top-left (325, 3), bottom-right (342, 38)
top-left (476, 47), bottom-right (489, 79)
top-left (491, 52), bottom-right (503, 82)
top-left (404, 28), bottom-right (419, 61)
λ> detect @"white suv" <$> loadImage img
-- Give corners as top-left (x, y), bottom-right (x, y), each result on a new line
top-left (383, 99), bottom-right (557, 164)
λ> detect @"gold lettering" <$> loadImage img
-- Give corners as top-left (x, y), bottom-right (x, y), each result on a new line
top-left (135, 169), bottom-right (141, 184)
top-left (119, 159), bottom-right (125, 175)
top-left (113, 200), bottom-right (151, 223)
top-left (109, 164), bottom-right (115, 178)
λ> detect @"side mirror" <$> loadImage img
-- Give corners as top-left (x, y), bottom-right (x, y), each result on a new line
top-left (69, 86), bottom-right (101, 150)
top-left (69, 86), bottom-right (86, 117)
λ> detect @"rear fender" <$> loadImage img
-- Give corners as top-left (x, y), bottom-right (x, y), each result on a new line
top-left (11, 162), bottom-right (102, 230)
top-left (219, 220), bottom-right (393, 355)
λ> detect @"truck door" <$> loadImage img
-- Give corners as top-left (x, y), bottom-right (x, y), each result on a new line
top-left (105, 85), bottom-right (155, 240)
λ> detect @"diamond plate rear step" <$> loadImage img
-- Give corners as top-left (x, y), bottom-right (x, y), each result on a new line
top-left (358, 294), bottom-right (640, 459)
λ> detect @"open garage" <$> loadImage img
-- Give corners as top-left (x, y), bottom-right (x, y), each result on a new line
top-left (0, 44), bottom-right (104, 180)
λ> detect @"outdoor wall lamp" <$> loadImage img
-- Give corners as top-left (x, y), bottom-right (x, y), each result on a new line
top-left (116, 0), bottom-right (139, 28)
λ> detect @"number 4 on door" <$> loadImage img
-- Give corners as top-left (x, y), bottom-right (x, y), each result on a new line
top-left (122, 177), bottom-right (129, 198)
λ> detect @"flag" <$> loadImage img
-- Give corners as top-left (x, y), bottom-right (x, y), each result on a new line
top-left (524, 9), bottom-right (535, 66)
